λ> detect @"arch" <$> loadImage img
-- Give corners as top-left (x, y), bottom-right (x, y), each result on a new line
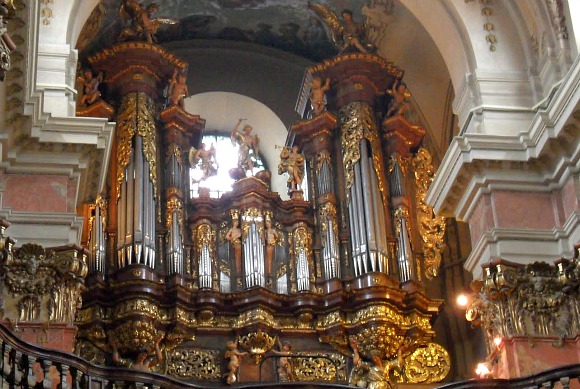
top-left (184, 92), bottom-right (290, 199)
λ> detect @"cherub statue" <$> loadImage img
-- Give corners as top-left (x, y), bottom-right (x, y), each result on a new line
top-left (223, 339), bottom-right (248, 385)
top-left (109, 333), bottom-right (164, 371)
top-left (278, 145), bottom-right (305, 192)
top-left (270, 338), bottom-right (295, 382)
top-left (310, 76), bottom-right (330, 117)
top-left (78, 68), bottom-right (104, 106)
top-left (118, 0), bottom-right (176, 43)
top-left (188, 142), bottom-right (217, 182)
top-left (168, 69), bottom-right (188, 107)
top-left (386, 80), bottom-right (411, 117)
top-left (230, 118), bottom-right (260, 173)
top-left (307, 3), bottom-right (371, 54)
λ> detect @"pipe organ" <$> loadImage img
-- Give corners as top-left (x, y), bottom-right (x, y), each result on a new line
top-left (76, 39), bottom-right (450, 386)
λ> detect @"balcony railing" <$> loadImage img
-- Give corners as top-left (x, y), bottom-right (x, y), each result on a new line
top-left (0, 319), bottom-right (578, 389)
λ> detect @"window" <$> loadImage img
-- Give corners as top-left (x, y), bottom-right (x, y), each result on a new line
top-left (190, 134), bottom-right (264, 198)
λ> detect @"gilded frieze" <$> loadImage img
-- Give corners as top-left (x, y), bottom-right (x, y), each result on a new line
top-left (167, 348), bottom-right (221, 380)
top-left (291, 352), bottom-right (347, 382)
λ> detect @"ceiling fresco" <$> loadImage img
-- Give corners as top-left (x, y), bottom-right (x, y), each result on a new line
top-left (77, 0), bottom-right (395, 62)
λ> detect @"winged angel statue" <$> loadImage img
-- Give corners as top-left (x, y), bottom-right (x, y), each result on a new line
top-left (118, 0), bottom-right (178, 44)
top-left (307, 2), bottom-right (373, 54)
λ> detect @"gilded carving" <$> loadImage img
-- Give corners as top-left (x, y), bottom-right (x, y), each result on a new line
top-left (116, 92), bottom-right (158, 202)
top-left (339, 101), bottom-right (387, 207)
top-left (467, 259), bottom-right (580, 352)
top-left (350, 325), bottom-right (404, 360)
top-left (167, 348), bottom-right (221, 380)
top-left (166, 198), bottom-right (184, 234)
top-left (238, 330), bottom-right (276, 364)
top-left (0, 243), bottom-right (87, 325)
top-left (234, 307), bottom-right (276, 328)
top-left (109, 320), bottom-right (160, 354)
top-left (319, 203), bottom-right (338, 249)
top-left (292, 352), bottom-right (347, 382)
top-left (403, 343), bottom-right (450, 384)
top-left (412, 148), bottom-right (446, 279)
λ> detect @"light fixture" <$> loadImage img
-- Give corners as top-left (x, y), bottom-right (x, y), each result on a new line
top-left (456, 293), bottom-right (469, 307)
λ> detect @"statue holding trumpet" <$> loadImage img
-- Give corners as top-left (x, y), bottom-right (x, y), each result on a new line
top-left (277, 145), bottom-right (305, 195)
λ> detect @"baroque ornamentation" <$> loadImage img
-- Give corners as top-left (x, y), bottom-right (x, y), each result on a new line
top-left (238, 330), bottom-right (276, 364)
top-left (167, 348), bottom-right (221, 380)
top-left (292, 352), bottom-right (347, 382)
top-left (403, 342), bottom-right (450, 384)
top-left (0, 243), bottom-right (87, 325)
top-left (166, 198), bottom-right (184, 234)
top-left (339, 101), bottom-right (387, 207)
top-left (116, 92), bottom-right (158, 202)
top-left (412, 148), bottom-right (446, 279)
top-left (466, 258), bottom-right (580, 352)
top-left (0, 0), bottom-right (16, 81)
top-left (545, 0), bottom-right (568, 40)
top-left (465, 0), bottom-right (497, 51)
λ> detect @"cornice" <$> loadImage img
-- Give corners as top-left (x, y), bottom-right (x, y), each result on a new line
top-left (427, 55), bottom-right (580, 220)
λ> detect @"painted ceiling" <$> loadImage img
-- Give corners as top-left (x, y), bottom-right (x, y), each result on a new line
top-left (77, 0), bottom-right (391, 61)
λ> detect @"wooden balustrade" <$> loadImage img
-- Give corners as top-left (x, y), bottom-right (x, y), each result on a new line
top-left (0, 320), bottom-right (577, 389)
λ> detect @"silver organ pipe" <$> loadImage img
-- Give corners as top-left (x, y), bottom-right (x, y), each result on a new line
top-left (89, 203), bottom-right (106, 273)
top-left (369, 156), bottom-right (389, 273)
top-left (317, 158), bottom-right (332, 195)
top-left (167, 211), bottom-right (183, 274)
top-left (116, 133), bottom-right (156, 269)
top-left (296, 247), bottom-right (310, 291)
top-left (321, 209), bottom-right (340, 280)
top-left (397, 217), bottom-right (414, 282)
top-left (347, 141), bottom-right (390, 277)
top-left (199, 243), bottom-right (212, 289)
top-left (166, 152), bottom-right (184, 275)
top-left (243, 221), bottom-right (265, 288)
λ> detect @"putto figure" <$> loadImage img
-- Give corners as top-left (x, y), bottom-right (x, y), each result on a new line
top-left (78, 68), bottom-right (104, 106)
top-left (307, 2), bottom-right (371, 54)
top-left (386, 80), bottom-right (411, 117)
top-left (167, 69), bottom-right (189, 107)
top-left (223, 339), bottom-right (248, 385)
top-left (310, 76), bottom-right (331, 117)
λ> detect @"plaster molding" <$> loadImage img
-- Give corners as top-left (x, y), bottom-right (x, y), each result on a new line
top-left (428, 55), bottom-right (580, 220)
top-left (1, 0), bottom-right (115, 203)
top-left (0, 208), bottom-right (84, 247)
top-left (465, 210), bottom-right (580, 277)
